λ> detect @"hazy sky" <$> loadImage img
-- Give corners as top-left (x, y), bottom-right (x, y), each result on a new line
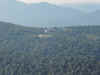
top-left (17, 0), bottom-right (100, 4)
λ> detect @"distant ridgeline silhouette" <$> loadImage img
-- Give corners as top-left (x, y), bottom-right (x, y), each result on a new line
top-left (0, 0), bottom-right (100, 27)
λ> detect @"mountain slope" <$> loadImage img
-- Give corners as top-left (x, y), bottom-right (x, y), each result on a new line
top-left (0, 22), bottom-right (100, 74)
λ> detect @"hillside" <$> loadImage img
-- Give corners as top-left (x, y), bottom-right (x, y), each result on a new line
top-left (0, 22), bottom-right (100, 75)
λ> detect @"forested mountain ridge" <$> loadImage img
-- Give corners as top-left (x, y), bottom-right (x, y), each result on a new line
top-left (0, 22), bottom-right (100, 75)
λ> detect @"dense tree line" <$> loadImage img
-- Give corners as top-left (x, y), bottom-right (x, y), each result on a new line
top-left (0, 22), bottom-right (100, 75)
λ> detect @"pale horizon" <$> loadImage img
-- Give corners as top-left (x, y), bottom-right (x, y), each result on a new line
top-left (17, 0), bottom-right (100, 4)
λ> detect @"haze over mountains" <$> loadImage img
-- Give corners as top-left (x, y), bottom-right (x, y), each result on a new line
top-left (63, 3), bottom-right (100, 13)
top-left (0, 0), bottom-right (100, 27)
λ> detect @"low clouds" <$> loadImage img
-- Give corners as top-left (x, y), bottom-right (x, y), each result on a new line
top-left (17, 0), bottom-right (100, 4)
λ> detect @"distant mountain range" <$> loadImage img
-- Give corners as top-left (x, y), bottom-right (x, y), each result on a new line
top-left (63, 3), bottom-right (100, 13)
top-left (0, 0), bottom-right (100, 27)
